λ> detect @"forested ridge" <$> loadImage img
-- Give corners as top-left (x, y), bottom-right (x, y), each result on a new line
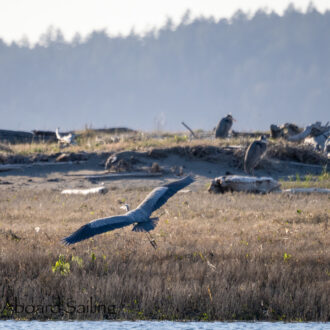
top-left (0, 6), bottom-right (329, 131)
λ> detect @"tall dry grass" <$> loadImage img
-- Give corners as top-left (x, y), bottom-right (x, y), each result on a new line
top-left (0, 186), bottom-right (329, 320)
top-left (6, 130), bottom-right (255, 156)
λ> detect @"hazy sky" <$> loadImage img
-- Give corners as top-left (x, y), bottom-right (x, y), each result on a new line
top-left (0, 0), bottom-right (330, 45)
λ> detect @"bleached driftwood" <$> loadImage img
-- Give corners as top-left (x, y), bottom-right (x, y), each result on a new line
top-left (283, 123), bottom-right (303, 137)
top-left (208, 175), bottom-right (280, 194)
top-left (325, 137), bottom-right (330, 154)
top-left (86, 172), bottom-right (163, 181)
top-left (304, 131), bottom-right (330, 152)
top-left (283, 188), bottom-right (330, 194)
top-left (288, 122), bottom-right (330, 143)
top-left (287, 125), bottom-right (313, 142)
top-left (61, 186), bottom-right (108, 195)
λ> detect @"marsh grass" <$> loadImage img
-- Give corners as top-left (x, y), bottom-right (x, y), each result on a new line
top-left (0, 187), bottom-right (329, 321)
top-left (280, 168), bottom-right (330, 189)
top-left (6, 130), bottom-right (255, 156)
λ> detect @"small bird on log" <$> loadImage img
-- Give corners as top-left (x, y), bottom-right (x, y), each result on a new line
top-left (215, 114), bottom-right (235, 138)
top-left (244, 135), bottom-right (268, 175)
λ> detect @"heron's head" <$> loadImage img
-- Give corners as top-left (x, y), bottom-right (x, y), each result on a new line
top-left (226, 114), bottom-right (236, 122)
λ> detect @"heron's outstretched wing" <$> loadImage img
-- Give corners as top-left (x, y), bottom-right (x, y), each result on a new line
top-left (136, 175), bottom-right (194, 217)
top-left (62, 215), bottom-right (132, 245)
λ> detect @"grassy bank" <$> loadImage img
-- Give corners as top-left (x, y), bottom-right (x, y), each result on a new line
top-left (0, 186), bottom-right (329, 321)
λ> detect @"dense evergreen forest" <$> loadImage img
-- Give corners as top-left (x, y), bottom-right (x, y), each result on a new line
top-left (0, 6), bottom-right (329, 131)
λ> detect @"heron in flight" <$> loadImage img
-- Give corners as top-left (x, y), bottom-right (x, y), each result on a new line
top-left (62, 175), bottom-right (194, 245)
top-left (244, 135), bottom-right (268, 175)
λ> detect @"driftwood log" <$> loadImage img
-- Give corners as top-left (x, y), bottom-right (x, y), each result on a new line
top-left (288, 122), bottom-right (330, 142)
top-left (304, 133), bottom-right (330, 152)
top-left (208, 175), bottom-right (280, 194)
top-left (283, 188), bottom-right (330, 194)
top-left (61, 186), bottom-right (108, 195)
top-left (287, 125), bottom-right (313, 142)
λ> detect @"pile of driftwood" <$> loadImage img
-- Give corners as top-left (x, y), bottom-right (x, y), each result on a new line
top-left (270, 122), bottom-right (330, 154)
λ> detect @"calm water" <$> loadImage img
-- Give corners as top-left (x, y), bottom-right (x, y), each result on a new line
top-left (0, 321), bottom-right (329, 330)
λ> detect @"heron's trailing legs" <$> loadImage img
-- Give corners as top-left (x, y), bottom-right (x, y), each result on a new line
top-left (145, 232), bottom-right (157, 249)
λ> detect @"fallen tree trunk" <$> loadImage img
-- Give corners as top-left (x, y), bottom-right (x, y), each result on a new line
top-left (208, 175), bottom-right (281, 194)
top-left (61, 186), bottom-right (108, 195)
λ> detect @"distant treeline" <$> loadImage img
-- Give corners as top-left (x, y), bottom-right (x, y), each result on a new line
top-left (0, 6), bottom-right (329, 131)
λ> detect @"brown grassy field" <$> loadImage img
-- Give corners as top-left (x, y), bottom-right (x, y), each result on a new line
top-left (0, 183), bottom-right (329, 321)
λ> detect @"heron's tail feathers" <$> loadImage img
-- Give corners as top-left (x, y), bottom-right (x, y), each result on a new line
top-left (132, 218), bottom-right (159, 232)
top-left (244, 162), bottom-right (252, 175)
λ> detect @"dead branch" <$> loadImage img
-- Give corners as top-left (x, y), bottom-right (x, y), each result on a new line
top-left (181, 122), bottom-right (197, 139)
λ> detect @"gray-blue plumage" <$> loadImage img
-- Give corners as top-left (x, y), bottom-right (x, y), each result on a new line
top-left (244, 135), bottom-right (268, 175)
top-left (215, 114), bottom-right (234, 138)
top-left (62, 175), bottom-right (194, 245)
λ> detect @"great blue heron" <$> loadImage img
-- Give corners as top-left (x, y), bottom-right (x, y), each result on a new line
top-left (215, 114), bottom-right (235, 138)
top-left (55, 128), bottom-right (75, 145)
top-left (62, 175), bottom-right (194, 245)
top-left (244, 135), bottom-right (267, 175)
